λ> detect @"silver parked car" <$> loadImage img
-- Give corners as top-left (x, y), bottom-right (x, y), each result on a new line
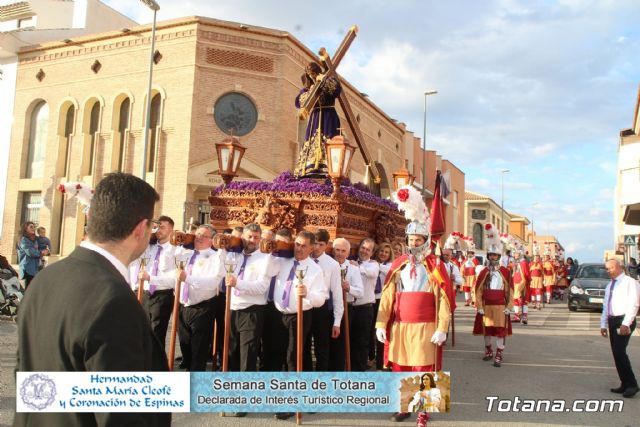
top-left (567, 263), bottom-right (608, 311)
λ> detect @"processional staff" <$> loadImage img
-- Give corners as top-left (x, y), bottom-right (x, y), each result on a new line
top-left (222, 251), bottom-right (238, 372)
top-left (295, 266), bottom-right (308, 426)
top-left (165, 224), bottom-right (196, 371)
top-left (341, 267), bottom-right (351, 372)
top-left (136, 252), bottom-right (151, 304)
top-left (168, 255), bottom-right (187, 371)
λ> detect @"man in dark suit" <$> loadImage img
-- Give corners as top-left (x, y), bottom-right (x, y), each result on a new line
top-left (14, 173), bottom-right (171, 427)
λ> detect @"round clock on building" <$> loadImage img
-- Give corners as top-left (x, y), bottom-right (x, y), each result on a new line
top-left (213, 92), bottom-right (258, 136)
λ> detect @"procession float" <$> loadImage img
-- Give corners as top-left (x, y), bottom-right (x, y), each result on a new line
top-left (207, 26), bottom-right (409, 251)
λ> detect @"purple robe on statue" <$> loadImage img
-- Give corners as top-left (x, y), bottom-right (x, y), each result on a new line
top-left (294, 76), bottom-right (342, 178)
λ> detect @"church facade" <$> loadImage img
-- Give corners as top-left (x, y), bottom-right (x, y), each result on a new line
top-left (2, 15), bottom-right (462, 262)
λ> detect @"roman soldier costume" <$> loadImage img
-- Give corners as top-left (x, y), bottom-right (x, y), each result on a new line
top-left (472, 223), bottom-right (513, 367)
top-left (554, 255), bottom-right (568, 300)
top-left (375, 185), bottom-right (455, 427)
top-left (461, 236), bottom-right (479, 307)
top-left (542, 245), bottom-right (556, 305)
top-left (529, 242), bottom-right (544, 310)
top-left (510, 243), bottom-right (530, 324)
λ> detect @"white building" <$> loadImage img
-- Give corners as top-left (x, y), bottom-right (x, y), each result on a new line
top-left (0, 0), bottom-right (136, 237)
top-left (614, 85), bottom-right (640, 262)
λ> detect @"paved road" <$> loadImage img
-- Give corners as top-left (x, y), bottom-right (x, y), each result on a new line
top-left (1, 296), bottom-right (639, 427)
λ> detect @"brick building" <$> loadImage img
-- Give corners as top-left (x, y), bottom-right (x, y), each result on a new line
top-left (2, 15), bottom-right (464, 262)
top-left (0, 0), bottom-right (136, 237)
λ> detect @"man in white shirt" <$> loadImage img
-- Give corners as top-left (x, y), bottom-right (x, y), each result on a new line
top-left (442, 248), bottom-right (464, 291)
top-left (304, 229), bottom-right (343, 371)
top-left (442, 247), bottom-right (463, 349)
top-left (273, 231), bottom-right (329, 372)
top-left (272, 231), bottom-right (327, 373)
top-left (330, 237), bottom-right (364, 371)
top-left (600, 258), bottom-right (640, 398)
top-left (224, 223), bottom-right (271, 376)
top-left (177, 224), bottom-right (224, 372)
top-left (271, 230), bottom-right (327, 421)
top-left (132, 215), bottom-right (177, 348)
top-left (350, 238), bottom-right (380, 371)
top-left (261, 228), bottom-right (293, 372)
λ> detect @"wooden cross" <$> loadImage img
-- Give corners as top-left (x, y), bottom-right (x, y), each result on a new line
top-left (298, 26), bottom-right (382, 184)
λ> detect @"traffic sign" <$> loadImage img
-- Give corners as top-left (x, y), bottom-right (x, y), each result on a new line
top-left (624, 235), bottom-right (636, 246)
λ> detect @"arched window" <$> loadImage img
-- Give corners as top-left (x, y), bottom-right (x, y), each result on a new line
top-left (146, 93), bottom-right (162, 173)
top-left (473, 223), bottom-right (483, 250)
top-left (116, 97), bottom-right (130, 172)
top-left (87, 102), bottom-right (100, 175)
top-left (60, 104), bottom-right (75, 176)
top-left (26, 101), bottom-right (49, 178)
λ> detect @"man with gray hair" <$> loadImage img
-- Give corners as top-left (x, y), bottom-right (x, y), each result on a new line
top-left (442, 247), bottom-right (463, 292)
top-left (600, 258), bottom-right (640, 398)
top-left (177, 224), bottom-right (225, 371)
top-left (330, 237), bottom-right (364, 371)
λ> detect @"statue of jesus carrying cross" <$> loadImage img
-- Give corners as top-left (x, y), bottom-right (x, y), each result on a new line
top-left (293, 26), bottom-right (381, 184)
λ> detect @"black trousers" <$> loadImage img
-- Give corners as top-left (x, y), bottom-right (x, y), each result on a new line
top-left (304, 301), bottom-right (332, 371)
top-left (608, 316), bottom-right (638, 388)
top-left (178, 297), bottom-right (215, 371)
top-left (281, 311), bottom-right (312, 372)
top-left (350, 303), bottom-right (374, 372)
top-left (228, 304), bottom-right (265, 372)
top-left (261, 301), bottom-right (287, 371)
top-left (329, 304), bottom-right (353, 371)
top-left (143, 289), bottom-right (174, 349)
top-left (211, 293), bottom-right (226, 371)
top-left (369, 298), bottom-right (384, 369)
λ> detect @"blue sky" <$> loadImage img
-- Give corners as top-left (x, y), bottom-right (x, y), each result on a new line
top-left (103, 0), bottom-right (640, 262)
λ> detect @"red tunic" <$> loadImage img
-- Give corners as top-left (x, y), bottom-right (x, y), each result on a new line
top-left (472, 266), bottom-right (513, 337)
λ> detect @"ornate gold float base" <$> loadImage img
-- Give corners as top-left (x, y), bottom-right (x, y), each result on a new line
top-left (208, 188), bottom-right (407, 250)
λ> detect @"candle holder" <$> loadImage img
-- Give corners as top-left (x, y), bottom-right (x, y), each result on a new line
top-left (224, 252), bottom-right (238, 276)
top-left (295, 266), bottom-right (308, 285)
top-left (174, 252), bottom-right (190, 270)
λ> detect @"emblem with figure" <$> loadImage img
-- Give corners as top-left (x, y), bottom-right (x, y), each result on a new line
top-left (19, 373), bottom-right (57, 410)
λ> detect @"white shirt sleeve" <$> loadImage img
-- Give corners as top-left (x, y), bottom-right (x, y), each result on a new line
top-left (600, 283), bottom-right (609, 329)
top-left (360, 260), bottom-right (380, 279)
top-left (452, 264), bottom-right (463, 286)
top-left (330, 263), bottom-right (344, 327)
top-left (235, 256), bottom-right (271, 296)
top-left (267, 255), bottom-right (284, 277)
top-left (304, 269), bottom-right (328, 308)
top-left (148, 248), bottom-right (178, 289)
top-left (185, 253), bottom-right (224, 291)
top-left (623, 276), bottom-right (640, 327)
top-left (348, 265), bottom-right (364, 299)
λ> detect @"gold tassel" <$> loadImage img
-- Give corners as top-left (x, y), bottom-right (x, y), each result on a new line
top-left (314, 133), bottom-right (322, 170)
top-left (435, 240), bottom-right (442, 257)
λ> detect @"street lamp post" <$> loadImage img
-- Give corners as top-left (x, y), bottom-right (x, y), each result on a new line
top-left (500, 169), bottom-right (510, 233)
top-left (422, 90), bottom-right (437, 198)
top-left (140, 0), bottom-right (160, 182)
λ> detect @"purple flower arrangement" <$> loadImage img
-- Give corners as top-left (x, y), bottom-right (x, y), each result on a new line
top-left (212, 171), bottom-right (397, 210)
